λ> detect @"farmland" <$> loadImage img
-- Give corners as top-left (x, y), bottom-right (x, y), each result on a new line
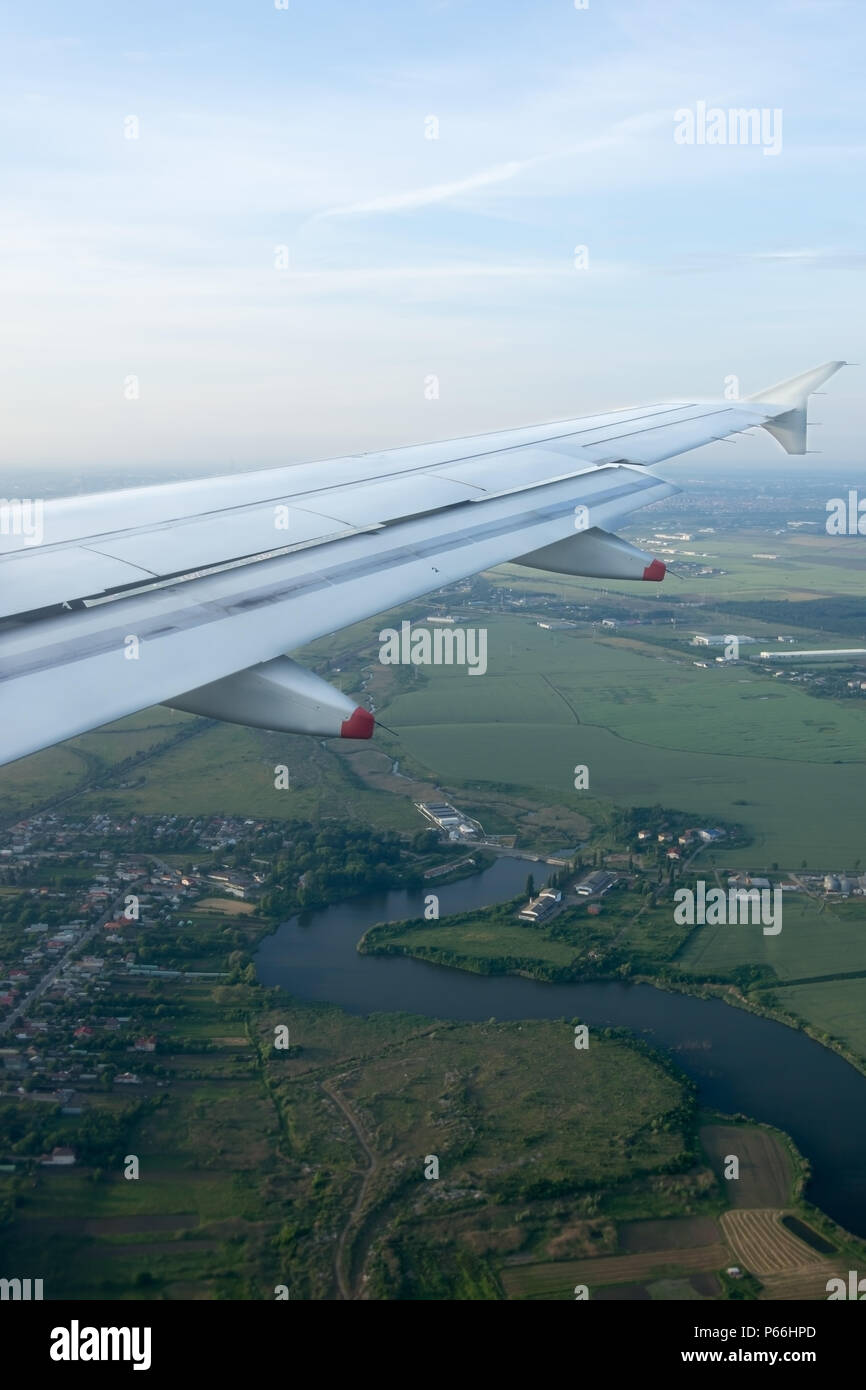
top-left (501, 1119), bottom-right (864, 1301)
top-left (376, 619), bottom-right (866, 867)
top-left (0, 984), bottom-right (721, 1301)
top-left (676, 896), bottom-right (866, 1068)
top-left (771, 977), bottom-right (866, 1065)
top-left (676, 896), bottom-right (866, 985)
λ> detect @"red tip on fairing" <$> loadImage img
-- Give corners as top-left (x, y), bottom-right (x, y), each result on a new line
top-left (340, 707), bottom-right (375, 739)
top-left (642, 558), bottom-right (666, 582)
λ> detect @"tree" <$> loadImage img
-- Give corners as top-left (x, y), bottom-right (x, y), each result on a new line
top-left (525, 874), bottom-right (535, 899)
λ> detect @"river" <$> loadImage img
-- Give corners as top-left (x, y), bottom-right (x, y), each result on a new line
top-left (255, 856), bottom-right (866, 1237)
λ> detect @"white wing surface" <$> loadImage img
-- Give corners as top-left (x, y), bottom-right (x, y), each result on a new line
top-left (0, 362), bottom-right (845, 765)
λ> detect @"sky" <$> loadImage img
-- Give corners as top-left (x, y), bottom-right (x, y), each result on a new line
top-left (0, 0), bottom-right (863, 473)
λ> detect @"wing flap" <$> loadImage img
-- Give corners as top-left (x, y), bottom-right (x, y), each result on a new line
top-left (0, 546), bottom-right (156, 620)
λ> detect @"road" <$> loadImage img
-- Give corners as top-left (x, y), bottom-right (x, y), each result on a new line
top-left (0, 892), bottom-right (128, 1036)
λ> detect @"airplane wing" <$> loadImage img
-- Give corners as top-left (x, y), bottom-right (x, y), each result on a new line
top-left (0, 361), bottom-right (845, 766)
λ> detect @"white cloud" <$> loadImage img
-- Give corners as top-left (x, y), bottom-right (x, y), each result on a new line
top-left (318, 158), bottom-right (535, 218)
top-left (753, 247), bottom-right (866, 266)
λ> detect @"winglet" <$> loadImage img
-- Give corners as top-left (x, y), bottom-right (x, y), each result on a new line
top-left (746, 360), bottom-right (847, 455)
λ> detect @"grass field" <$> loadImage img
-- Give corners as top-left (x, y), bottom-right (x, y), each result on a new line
top-left (0, 743), bottom-right (88, 816)
top-left (773, 977), bottom-right (866, 1062)
top-left (70, 711), bottom-right (190, 765)
top-left (362, 890), bottom-right (697, 979)
top-left (661, 533), bottom-right (866, 603)
top-left (69, 718), bottom-right (416, 830)
top-left (676, 896), bottom-right (866, 1065)
top-left (364, 907), bottom-right (582, 971)
top-left (387, 625), bottom-right (866, 763)
top-left (348, 1021), bottom-right (686, 1188)
top-left (677, 897), bottom-right (866, 984)
top-left (500, 1242), bottom-right (729, 1300)
top-left (699, 1124), bottom-right (792, 1208)
top-left (377, 618), bottom-right (866, 867)
top-left (194, 898), bottom-right (257, 915)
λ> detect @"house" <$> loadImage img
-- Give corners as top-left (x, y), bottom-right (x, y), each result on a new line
top-left (134, 1036), bottom-right (156, 1053)
top-left (40, 1146), bottom-right (76, 1166)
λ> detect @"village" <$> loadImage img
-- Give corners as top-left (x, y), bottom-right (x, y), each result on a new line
top-left (0, 810), bottom-right (272, 1168)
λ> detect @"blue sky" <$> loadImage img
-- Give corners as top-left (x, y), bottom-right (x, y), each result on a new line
top-left (0, 0), bottom-right (863, 469)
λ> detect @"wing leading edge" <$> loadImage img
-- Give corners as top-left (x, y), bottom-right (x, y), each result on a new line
top-left (0, 362), bottom-right (845, 766)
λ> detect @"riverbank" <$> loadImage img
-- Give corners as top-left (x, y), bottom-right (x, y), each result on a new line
top-left (359, 903), bottom-right (866, 1084)
top-left (637, 973), bottom-right (866, 1086)
top-left (254, 855), bottom-right (866, 1241)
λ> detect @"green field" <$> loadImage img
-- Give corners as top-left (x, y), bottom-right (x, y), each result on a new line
top-left (377, 619), bottom-right (866, 867)
top-left (658, 533), bottom-right (866, 602)
top-left (677, 896), bottom-right (866, 984)
top-left (362, 890), bottom-right (697, 980)
top-left (775, 977), bottom-right (866, 1061)
top-left (0, 985), bottom-right (713, 1301)
top-left (384, 629), bottom-right (866, 765)
top-left (0, 743), bottom-right (88, 816)
top-left (364, 904), bottom-right (581, 972)
top-left (71, 712), bottom-right (190, 764)
top-left (56, 718), bottom-right (415, 830)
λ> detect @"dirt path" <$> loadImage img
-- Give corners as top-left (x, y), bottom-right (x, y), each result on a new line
top-left (321, 1074), bottom-right (378, 1300)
